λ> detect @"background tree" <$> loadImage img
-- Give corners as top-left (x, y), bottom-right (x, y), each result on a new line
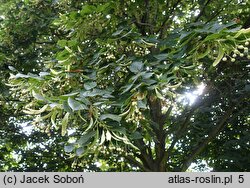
top-left (0, 0), bottom-right (81, 172)
top-left (0, 0), bottom-right (132, 172)
top-left (1, 0), bottom-right (249, 171)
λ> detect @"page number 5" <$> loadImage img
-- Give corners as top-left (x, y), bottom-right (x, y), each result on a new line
top-left (238, 175), bottom-right (244, 183)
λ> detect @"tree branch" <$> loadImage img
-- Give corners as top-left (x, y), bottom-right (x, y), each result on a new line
top-left (158, 0), bottom-right (182, 38)
top-left (147, 94), bottom-right (169, 171)
top-left (124, 155), bottom-right (151, 172)
top-left (180, 106), bottom-right (234, 171)
top-left (166, 85), bottom-right (213, 162)
top-left (141, 0), bottom-right (150, 34)
top-left (194, 0), bottom-right (213, 22)
top-left (134, 139), bottom-right (154, 170)
top-left (133, 21), bottom-right (155, 27)
top-left (166, 110), bottom-right (194, 157)
top-left (205, 0), bottom-right (234, 24)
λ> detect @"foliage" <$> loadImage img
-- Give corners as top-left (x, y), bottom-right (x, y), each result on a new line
top-left (0, 0), bottom-right (249, 171)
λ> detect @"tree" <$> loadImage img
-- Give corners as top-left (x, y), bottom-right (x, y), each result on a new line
top-left (1, 0), bottom-right (249, 171)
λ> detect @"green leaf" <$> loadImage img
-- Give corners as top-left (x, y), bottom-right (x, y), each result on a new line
top-left (76, 97), bottom-right (91, 106)
top-left (50, 69), bottom-right (63, 75)
top-left (63, 92), bottom-right (79, 97)
top-left (63, 101), bottom-right (73, 113)
top-left (15, 73), bottom-right (30, 78)
top-left (196, 45), bottom-right (211, 59)
top-left (100, 131), bottom-right (106, 145)
top-left (76, 147), bottom-right (85, 156)
top-left (23, 104), bottom-right (49, 115)
top-left (80, 5), bottom-right (96, 15)
top-left (121, 83), bottom-right (134, 94)
top-left (10, 73), bottom-right (37, 79)
top-left (8, 66), bottom-right (17, 72)
top-left (155, 88), bottom-right (165, 100)
top-left (80, 89), bottom-right (112, 98)
top-left (112, 28), bottom-right (125, 36)
top-left (57, 40), bottom-right (68, 47)
top-left (144, 79), bottom-right (157, 86)
top-left (154, 53), bottom-right (169, 61)
top-left (68, 40), bottom-right (78, 47)
top-left (109, 125), bottom-right (126, 134)
top-left (68, 97), bottom-right (87, 111)
top-left (137, 100), bottom-right (147, 109)
top-left (100, 114), bottom-right (122, 122)
top-left (130, 132), bottom-right (143, 140)
top-left (32, 90), bottom-right (46, 101)
top-left (209, 21), bottom-right (236, 33)
top-left (84, 81), bottom-right (97, 90)
top-left (84, 118), bottom-right (94, 133)
top-left (77, 131), bottom-right (96, 146)
top-left (96, 2), bottom-right (113, 13)
top-left (61, 112), bottom-right (70, 136)
top-left (56, 50), bottom-right (70, 61)
top-left (64, 144), bottom-right (74, 153)
top-left (141, 72), bottom-right (153, 79)
top-left (51, 110), bottom-right (58, 127)
top-left (129, 61), bottom-right (143, 73)
top-left (80, 90), bottom-right (97, 97)
top-left (213, 45), bottom-right (224, 66)
top-left (39, 72), bottom-right (50, 77)
top-left (203, 33), bottom-right (222, 42)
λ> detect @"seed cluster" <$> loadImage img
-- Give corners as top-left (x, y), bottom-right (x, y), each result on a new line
top-left (223, 40), bottom-right (250, 62)
top-left (125, 100), bottom-right (144, 124)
